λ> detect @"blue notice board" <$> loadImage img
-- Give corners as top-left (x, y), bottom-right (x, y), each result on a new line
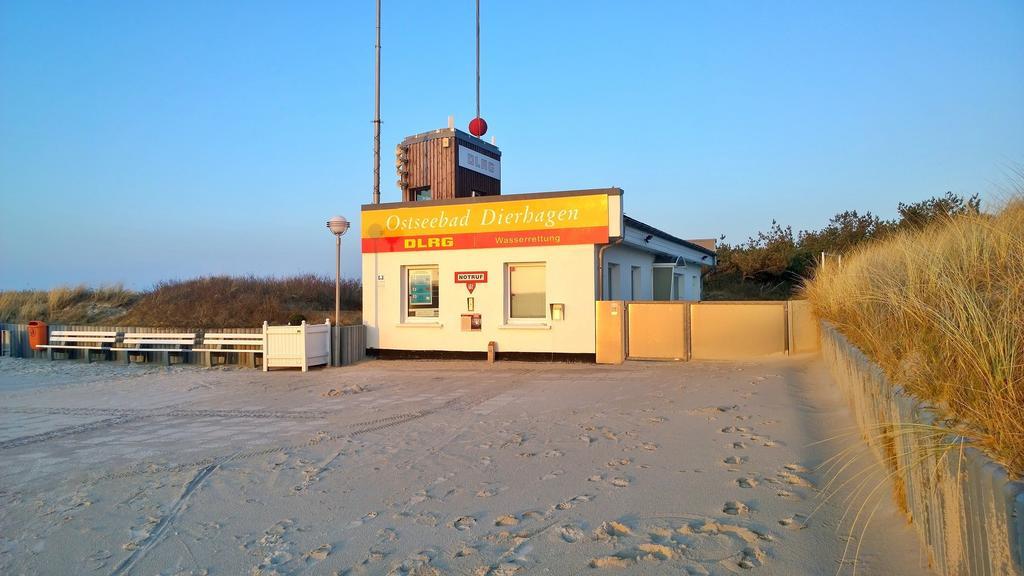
top-left (409, 270), bottom-right (433, 305)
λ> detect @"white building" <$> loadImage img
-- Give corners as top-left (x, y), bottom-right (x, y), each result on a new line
top-left (361, 187), bottom-right (716, 361)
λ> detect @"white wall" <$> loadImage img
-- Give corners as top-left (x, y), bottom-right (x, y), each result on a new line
top-left (363, 244), bottom-right (599, 354)
top-left (674, 267), bottom-right (703, 301)
top-left (618, 225), bottom-right (713, 301)
top-left (602, 243), bottom-right (655, 300)
top-left (603, 243), bottom-right (708, 301)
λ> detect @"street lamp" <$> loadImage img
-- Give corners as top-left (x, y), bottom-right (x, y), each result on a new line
top-left (326, 215), bottom-right (350, 326)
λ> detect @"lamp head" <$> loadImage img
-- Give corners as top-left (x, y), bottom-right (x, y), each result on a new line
top-left (327, 215), bottom-right (350, 236)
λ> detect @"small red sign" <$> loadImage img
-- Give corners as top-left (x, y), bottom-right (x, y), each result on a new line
top-left (456, 271), bottom-right (487, 293)
top-left (454, 271), bottom-right (488, 284)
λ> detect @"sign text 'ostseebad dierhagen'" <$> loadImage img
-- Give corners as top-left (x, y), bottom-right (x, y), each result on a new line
top-left (384, 206), bottom-right (582, 232)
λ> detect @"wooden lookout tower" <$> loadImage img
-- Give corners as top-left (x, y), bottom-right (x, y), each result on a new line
top-left (395, 123), bottom-right (502, 202)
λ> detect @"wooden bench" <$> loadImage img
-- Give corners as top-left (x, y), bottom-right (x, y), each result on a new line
top-left (193, 332), bottom-right (265, 368)
top-left (38, 330), bottom-right (119, 362)
top-left (119, 332), bottom-right (197, 365)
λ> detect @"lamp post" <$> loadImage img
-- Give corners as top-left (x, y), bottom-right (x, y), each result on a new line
top-left (326, 216), bottom-right (350, 326)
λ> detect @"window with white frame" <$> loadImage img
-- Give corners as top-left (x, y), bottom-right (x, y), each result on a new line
top-left (606, 262), bottom-right (620, 300)
top-left (507, 263), bottom-right (546, 320)
top-left (405, 266), bottom-right (439, 319)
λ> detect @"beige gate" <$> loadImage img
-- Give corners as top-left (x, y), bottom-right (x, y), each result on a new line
top-left (626, 302), bottom-right (688, 360)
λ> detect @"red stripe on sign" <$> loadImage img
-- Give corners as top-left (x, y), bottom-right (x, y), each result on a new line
top-left (362, 226), bottom-right (610, 253)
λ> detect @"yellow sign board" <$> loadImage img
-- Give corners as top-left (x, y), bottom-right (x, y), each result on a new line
top-left (362, 193), bottom-right (610, 253)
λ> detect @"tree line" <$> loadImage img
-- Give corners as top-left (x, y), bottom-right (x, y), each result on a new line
top-left (704, 192), bottom-right (982, 300)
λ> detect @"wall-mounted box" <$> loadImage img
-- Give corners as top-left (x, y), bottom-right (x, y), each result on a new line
top-left (461, 314), bottom-right (482, 331)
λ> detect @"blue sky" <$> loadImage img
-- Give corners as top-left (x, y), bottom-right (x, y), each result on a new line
top-left (2, 0), bottom-right (1022, 290)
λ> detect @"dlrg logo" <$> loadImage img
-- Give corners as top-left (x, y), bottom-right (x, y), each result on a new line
top-left (404, 237), bottom-right (454, 249)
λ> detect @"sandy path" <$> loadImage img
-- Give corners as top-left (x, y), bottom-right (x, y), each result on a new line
top-left (0, 356), bottom-right (933, 575)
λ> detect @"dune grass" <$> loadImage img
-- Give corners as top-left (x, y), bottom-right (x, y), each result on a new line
top-left (116, 274), bottom-right (360, 328)
top-left (0, 285), bottom-right (138, 325)
top-left (804, 200), bottom-right (1024, 476)
top-left (0, 275), bottom-right (361, 329)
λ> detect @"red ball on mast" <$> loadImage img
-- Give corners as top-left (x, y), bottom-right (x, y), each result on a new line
top-left (469, 116), bottom-right (488, 137)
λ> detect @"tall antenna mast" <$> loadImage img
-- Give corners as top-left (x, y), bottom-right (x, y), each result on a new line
top-left (476, 0), bottom-right (480, 120)
top-left (468, 0), bottom-right (488, 138)
top-left (372, 0), bottom-right (382, 204)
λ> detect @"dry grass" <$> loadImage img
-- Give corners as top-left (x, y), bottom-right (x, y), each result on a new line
top-left (0, 285), bottom-right (137, 325)
top-left (0, 275), bottom-right (361, 329)
top-left (804, 199), bottom-right (1024, 476)
top-left (116, 275), bottom-right (361, 328)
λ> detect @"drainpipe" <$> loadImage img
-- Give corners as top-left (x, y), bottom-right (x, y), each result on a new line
top-left (596, 238), bottom-right (623, 300)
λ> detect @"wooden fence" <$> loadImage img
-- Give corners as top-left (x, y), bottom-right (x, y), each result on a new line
top-left (0, 323), bottom-right (366, 368)
top-left (606, 300), bottom-right (820, 362)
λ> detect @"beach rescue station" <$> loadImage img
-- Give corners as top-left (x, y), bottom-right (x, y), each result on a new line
top-left (361, 124), bottom-right (717, 361)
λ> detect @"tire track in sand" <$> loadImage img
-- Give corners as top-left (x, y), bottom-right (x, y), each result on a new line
top-left (88, 389), bottom-right (498, 484)
top-left (108, 456), bottom-right (227, 576)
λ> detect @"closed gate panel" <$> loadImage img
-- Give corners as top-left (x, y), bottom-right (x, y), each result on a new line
top-left (626, 302), bottom-right (687, 360)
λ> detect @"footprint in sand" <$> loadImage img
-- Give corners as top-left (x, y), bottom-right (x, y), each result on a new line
top-left (495, 515), bottom-right (519, 526)
top-left (306, 544), bottom-right (332, 561)
top-left (606, 458), bottom-right (631, 468)
top-left (540, 470), bottom-right (564, 480)
top-left (784, 463), bottom-right (810, 473)
top-left (777, 471), bottom-right (814, 488)
top-left (500, 433), bottom-right (526, 448)
top-left (646, 416), bottom-right (667, 424)
top-left (588, 475), bottom-right (603, 482)
top-left (558, 525), bottom-right (586, 543)
top-left (723, 455), bottom-right (747, 465)
top-left (593, 520), bottom-right (632, 539)
top-left (641, 442), bottom-right (658, 451)
top-left (738, 546), bottom-right (766, 569)
top-left (453, 516), bottom-right (477, 531)
top-left (722, 501), bottom-right (749, 516)
top-left (522, 510), bottom-right (546, 521)
top-left (544, 449), bottom-right (563, 458)
top-left (454, 544), bottom-right (477, 558)
top-left (589, 543), bottom-right (674, 569)
top-left (348, 511), bottom-right (379, 528)
top-left (590, 555), bottom-right (631, 569)
top-left (778, 514), bottom-right (808, 529)
top-left (555, 495), bottom-right (593, 510)
top-left (86, 549), bottom-right (112, 571)
top-left (775, 489), bottom-right (799, 499)
top-left (360, 545), bottom-right (391, 566)
top-left (609, 477), bottom-right (630, 488)
top-left (732, 442), bottom-right (746, 449)
top-left (736, 477), bottom-right (758, 489)
top-left (636, 543), bottom-right (674, 560)
top-left (648, 526), bottom-right (674, 542)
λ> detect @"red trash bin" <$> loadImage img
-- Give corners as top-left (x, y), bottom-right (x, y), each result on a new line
top-left (28, 321), bottom-right (48, 351)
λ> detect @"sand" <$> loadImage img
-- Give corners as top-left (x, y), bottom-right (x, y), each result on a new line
top-left (0, 355), bottom-right (933, 575)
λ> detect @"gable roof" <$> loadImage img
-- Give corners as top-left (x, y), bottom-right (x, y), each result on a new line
top-left (623, 214), bottom-right (717, 258)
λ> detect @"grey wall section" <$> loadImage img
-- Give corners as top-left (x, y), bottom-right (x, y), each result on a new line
top-left (332, 324), bottom-right (367, 367)
top-left (821, 323), bottom-right (1024, 576)
top-left (0, 323), bottom-right (366, 368)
